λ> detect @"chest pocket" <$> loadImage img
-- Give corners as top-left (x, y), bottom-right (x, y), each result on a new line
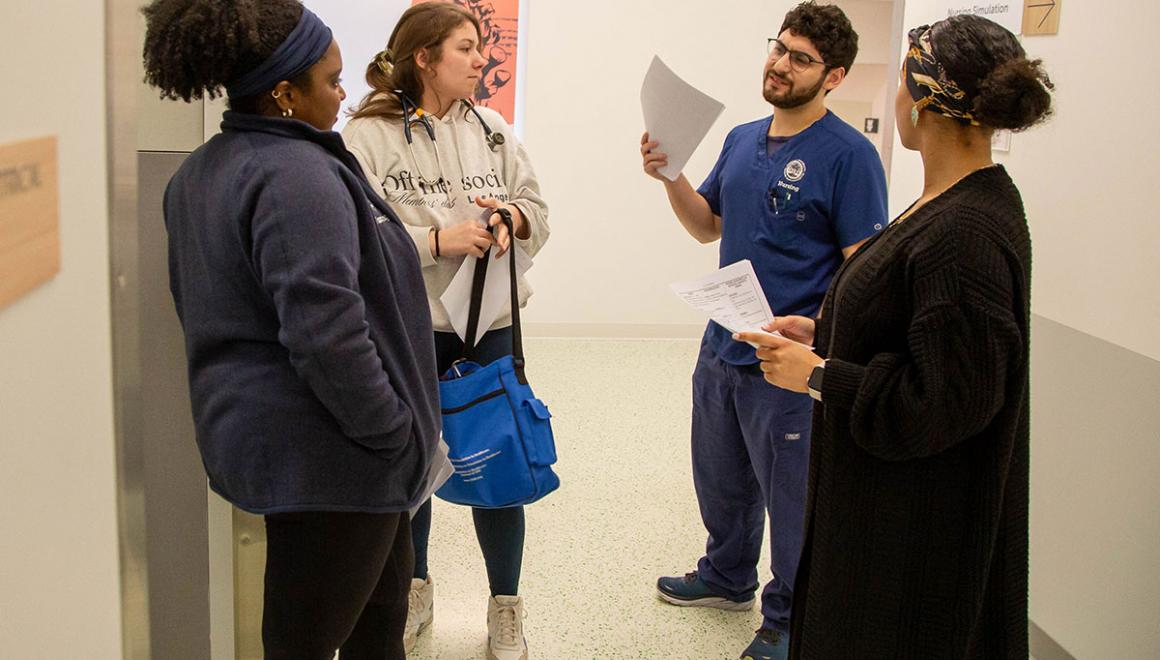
top-left (753, 185), bottom-right (819, 255)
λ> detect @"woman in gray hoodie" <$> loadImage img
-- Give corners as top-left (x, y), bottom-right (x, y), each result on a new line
top-left (343, 4), bottom-right (550, 659)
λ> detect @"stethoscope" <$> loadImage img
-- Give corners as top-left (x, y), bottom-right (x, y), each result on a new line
top-left (396, 91), bottom-right (505, 187)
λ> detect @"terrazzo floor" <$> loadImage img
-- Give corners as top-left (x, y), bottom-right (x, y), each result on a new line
top-left (408, 337), bottom-right (774, 660)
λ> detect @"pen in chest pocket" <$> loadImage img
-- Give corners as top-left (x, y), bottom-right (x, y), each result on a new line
top-left (768, 187), bottom-right (793, 214)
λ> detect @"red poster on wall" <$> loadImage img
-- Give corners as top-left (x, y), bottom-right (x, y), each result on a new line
top-left (412, 0), bottom-right (520, 124)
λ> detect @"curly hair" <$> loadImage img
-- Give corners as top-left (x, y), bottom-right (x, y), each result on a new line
top-left (779, 1), bottom-right (859, 73)
top-left (931, 15), bottom-right (1054, 131)
top-left (141, 0), bottom-right (308, 113)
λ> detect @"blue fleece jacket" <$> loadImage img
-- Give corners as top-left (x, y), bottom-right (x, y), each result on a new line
top-left (163, 112), bottom-right (440, 514)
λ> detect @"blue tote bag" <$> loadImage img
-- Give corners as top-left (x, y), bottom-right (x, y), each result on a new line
top-left (435, 210), bottom-right (560, 508)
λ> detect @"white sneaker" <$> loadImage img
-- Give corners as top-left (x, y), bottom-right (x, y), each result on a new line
top-left (403, 576), bottom-right (434, 652)
top-left (486, 595), bottom-right (528, 660)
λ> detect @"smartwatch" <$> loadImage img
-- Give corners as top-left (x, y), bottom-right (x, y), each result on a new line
top-left (807, 361), bottom-right (826, 402)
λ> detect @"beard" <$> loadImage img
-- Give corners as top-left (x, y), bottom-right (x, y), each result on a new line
top-left (763, 70), bottom-right (827, 109)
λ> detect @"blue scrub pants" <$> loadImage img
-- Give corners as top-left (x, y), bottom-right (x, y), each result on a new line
top-left (691, 339), bottom-right (812, 634)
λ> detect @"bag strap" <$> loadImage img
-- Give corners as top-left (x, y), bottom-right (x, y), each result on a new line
top-left (459, 208), bottom-right (527, 384)
top-left (460, 248), bottom-right (489, 362)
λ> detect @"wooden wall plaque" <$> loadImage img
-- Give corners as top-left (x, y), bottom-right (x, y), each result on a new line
top-left (1023, 0), bottom-right (1062, 36)
top-left (0, 136), bottom-right (60, 310)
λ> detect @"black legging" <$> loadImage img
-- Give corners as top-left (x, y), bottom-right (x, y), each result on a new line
top-left (411, 497), bottom-right (525, 596)
top-left (262, 511), bottom-right (413, 660)
top-left (412, 328), bottom-right (526, 596)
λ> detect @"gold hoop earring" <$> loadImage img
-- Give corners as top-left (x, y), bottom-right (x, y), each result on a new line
top-left (271, 90), bottom-right (282, 99)
top-left (282, 108), bottom-right (293, 118)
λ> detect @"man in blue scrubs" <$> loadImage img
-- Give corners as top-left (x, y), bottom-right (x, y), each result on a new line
top-left (640, 3), bottom-right (888, 658)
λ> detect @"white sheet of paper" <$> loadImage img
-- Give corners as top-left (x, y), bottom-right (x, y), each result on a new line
top-left (640, 55), bottom-right (725, 181)
top-left (670, 260), bottom-right (773, 334)
top-left (670, 260), bottom-right (813, 350)
top-left (442, 243), bottom-right (533, 347)
top-left (411, 436), bottom-right (453, 518)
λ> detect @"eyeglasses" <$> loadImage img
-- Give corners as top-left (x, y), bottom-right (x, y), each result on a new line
top-left (766, 38), bottom-right (829, 72)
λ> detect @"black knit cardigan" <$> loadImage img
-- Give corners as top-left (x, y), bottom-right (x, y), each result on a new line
top-left (789, 166), bottom-right (1032, 659)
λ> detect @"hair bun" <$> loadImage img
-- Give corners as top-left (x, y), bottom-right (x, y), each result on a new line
top-left (973, 57), bottom-right (1054, 131)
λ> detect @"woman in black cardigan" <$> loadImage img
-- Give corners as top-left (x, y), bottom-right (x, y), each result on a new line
top-left (736, 15), bottom-right (1053, 659)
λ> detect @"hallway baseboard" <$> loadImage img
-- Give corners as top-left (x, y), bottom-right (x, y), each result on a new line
top-left (523, 322), bottom-right (703, 339)
top-left (1031, 621), bottom-right (1077, 660)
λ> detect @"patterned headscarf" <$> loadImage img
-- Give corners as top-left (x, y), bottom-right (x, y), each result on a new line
top-left (904, 24), bottom-right (980, 126)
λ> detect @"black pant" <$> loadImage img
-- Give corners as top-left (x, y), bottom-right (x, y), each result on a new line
top-left (411, 497), bottom-right (525, 596)
top-left (262, 511), bottom-right (413, 660)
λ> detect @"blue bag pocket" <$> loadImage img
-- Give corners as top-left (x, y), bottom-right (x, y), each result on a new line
top-left (522, 398), bottom-right (557, 466)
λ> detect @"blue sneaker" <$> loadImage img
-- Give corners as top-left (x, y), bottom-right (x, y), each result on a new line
top-left (740, 628), bottom-right (789, 660)
top-left (655, 571), bottom-right (755, 611)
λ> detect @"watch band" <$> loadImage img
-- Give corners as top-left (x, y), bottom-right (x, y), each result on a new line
top-left (807, 361), bottom-right (826, 402)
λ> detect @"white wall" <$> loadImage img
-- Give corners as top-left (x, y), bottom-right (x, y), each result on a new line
top-left (827, 0), bottom-right (897, 155)
top-left (308, 0), bottom-right (409, 132)
top-left (0, 2), bottom-right (123, 659)
top-left (888, 3), bottom-right (1160, 658)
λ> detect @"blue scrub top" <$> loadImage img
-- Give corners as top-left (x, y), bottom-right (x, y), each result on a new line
top-left (698, 111), bottom-right (888, 365)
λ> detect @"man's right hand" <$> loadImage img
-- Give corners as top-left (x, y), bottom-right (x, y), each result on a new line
top-left (641, 131), bottom-right (721, 243)
top-left (765, 316), bottom-right (817, 346)
top-left (641, 131), bottom-right (670, 181)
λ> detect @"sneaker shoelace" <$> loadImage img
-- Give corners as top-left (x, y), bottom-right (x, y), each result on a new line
top-left (755, 628), bottom-right (782, 645)
top-left (740, 629), bottom-right (784, 660)
top-left (494, 602), bottom-right (526, 647)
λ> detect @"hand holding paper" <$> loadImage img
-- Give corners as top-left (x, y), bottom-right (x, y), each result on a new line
top-left (732, 328), bottom-right (823, 393)
top-left (475, 196), bottom-right (522, 257)
top-left (439, 214), bottom-right (495, 259)
top-left (441, 238), bottom-right (533, 347)
top-left (762, 315), bottom-right (816, 346)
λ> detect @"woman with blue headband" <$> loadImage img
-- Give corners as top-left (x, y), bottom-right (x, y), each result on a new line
top-left (142, 1), bottom-right (440, 657)
top-left (736, 14), bottom-right (1053, 658)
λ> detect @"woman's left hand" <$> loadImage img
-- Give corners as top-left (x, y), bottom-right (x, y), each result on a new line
top-left (475, 196), bottom-right (526, 258)
top-left (733, 331), bottom-right (824, 393)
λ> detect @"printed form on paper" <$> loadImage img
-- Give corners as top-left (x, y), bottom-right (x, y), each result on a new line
top-left (670, 260), bottom-right (813, 350)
